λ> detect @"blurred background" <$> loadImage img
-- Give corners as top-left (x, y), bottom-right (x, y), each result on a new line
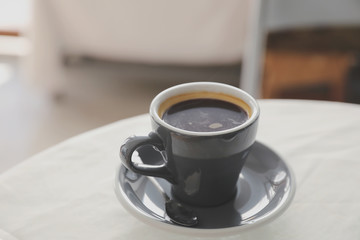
top-left (0, 0), bottom-right (359, 173)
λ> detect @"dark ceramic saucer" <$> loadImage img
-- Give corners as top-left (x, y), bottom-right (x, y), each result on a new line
top-left (114, 141), bottom-right (295, 237)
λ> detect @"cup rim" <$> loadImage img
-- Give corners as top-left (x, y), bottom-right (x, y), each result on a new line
top-left (150, 82), bottom-right (260, 136)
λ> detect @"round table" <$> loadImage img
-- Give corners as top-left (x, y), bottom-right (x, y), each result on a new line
top-left (0, 100), bottom-right (359, 240)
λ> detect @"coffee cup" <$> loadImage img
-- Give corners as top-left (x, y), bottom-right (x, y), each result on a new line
top-left (120, 82), bottom-right (259, 207)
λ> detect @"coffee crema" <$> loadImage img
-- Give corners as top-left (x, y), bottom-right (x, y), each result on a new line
top-left (159, 92), bottom-right (251, 132)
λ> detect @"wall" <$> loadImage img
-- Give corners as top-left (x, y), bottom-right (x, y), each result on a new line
top-left (265, 0), bottom-right (360, 30)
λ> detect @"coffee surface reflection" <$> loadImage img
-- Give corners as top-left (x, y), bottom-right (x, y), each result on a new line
top-left (162, 98), bottom-right (248, 132)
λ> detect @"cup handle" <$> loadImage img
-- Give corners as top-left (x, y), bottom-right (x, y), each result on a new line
top-left (120, 132), bottom-right (175, 183)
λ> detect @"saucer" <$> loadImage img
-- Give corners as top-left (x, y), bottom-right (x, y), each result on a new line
top-left (114, 141), bottom-right (295, 237)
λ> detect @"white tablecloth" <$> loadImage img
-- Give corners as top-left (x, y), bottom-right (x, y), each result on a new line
top-left (1, 100), bottom-right (360, 240)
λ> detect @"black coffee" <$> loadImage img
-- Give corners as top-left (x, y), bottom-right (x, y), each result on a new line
top-left (162, 98), bottom-right (248, 132)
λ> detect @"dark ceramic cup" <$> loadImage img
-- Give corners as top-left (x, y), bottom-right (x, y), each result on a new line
top-left (120, 82), bottom-right (259, 207)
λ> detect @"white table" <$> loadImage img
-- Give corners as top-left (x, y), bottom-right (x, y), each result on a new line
top-left (1, 100), bottom-right (360, 240)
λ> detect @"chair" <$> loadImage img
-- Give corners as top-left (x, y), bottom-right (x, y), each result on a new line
top-left (240, 0), bottom-right (360, 101)
top-left (26, 0), bottom-right (251, 95)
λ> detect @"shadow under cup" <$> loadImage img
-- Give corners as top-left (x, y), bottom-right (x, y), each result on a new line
top-left (120, 82), bottom-right (259, 207)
